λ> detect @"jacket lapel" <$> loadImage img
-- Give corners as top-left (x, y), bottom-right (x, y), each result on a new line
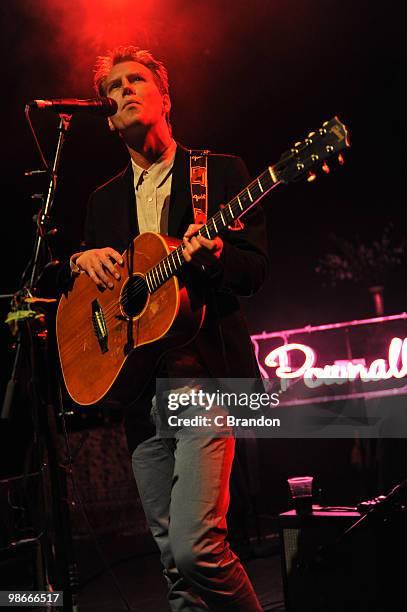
top-left (119, 162), bottom-right (139, 243)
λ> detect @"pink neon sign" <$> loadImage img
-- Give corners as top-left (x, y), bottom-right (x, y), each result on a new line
top-left (264, 337), bottom-right (407, 388)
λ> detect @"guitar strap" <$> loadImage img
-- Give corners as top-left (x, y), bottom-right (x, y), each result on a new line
top-left (189, 149), bottom-right (245, 231)
top-left (189, 149), bottom-right (210, 225)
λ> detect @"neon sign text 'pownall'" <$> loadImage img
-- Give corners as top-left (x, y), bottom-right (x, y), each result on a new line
top-left (264, 337), bottom-right (407, 388)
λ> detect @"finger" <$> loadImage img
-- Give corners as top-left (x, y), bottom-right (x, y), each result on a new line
top-left (102, 256), bottom-right (121, 280)
top-left (198, 235), bottom-right (223, 255)
top-left (191, 235), bottom-right (220, 256)
top-left (75, 255), bottom-right (87, 271)
top-left (196, 235), bottom-right (216, 251)
top-left (187, 237), bottom-right (208, 259)
top-left (185, 238), bottom-right (223, 266)
top-left (182, 235), bottom-right (194, 251)
top-left (105, 248), bottom-right (124, 266)
top-left (184, 224), bottom-right (204, 238)
top-left (87, 268), bottom-right (107, 288)
top-left (94, 262), bottom-right (114, 288)
top-left (188, 236), bottom-right (201, 252)
top-left (182, 243), bottom-right (192, 262)
top-left (183, 241), bottom-right (209, 266)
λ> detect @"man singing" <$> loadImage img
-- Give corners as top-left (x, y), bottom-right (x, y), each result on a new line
top-left (69, 46), bottom-right (268, 611)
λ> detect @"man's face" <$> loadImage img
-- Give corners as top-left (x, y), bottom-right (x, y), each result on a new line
top-left (104, 60), bottom-right (170, 132)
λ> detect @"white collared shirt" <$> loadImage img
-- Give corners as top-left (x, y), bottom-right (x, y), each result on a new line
top-left (131, 139), bottom-right (177, 235)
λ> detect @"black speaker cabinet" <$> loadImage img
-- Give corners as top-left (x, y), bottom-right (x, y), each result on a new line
top-left (279, 508), bottom-right (405, 612)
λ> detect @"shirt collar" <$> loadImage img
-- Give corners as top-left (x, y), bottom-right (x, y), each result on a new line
top-left (131, 139), bottom-right (177, 189)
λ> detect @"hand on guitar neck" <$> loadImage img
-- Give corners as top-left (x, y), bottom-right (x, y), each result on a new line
top-left (182, 223), bottom-right (224, 268)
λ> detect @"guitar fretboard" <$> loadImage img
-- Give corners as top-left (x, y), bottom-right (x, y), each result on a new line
top-left (144, 165), bottom-right (280, 293)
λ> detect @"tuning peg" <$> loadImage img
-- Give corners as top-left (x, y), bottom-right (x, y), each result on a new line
top-left (322, 162), bottom-right (330, 174)
top-left (308, 131), bottom-right (316, 138)
top-left (337, 153), bottom-right (344, 165)
top-left (307, 171), bottom-right (317, 182)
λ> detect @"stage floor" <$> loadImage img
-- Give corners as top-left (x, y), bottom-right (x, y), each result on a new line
top-left (76, 537), bottom-right (284, 612)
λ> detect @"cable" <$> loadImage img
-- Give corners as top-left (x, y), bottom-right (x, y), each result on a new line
top-left (24, 106), bottom-right (54, 179)
top-left (0, 530), bottom-right (46, 554)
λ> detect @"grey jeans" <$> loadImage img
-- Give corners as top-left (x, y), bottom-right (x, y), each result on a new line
top-left (131, 423), bottom-right (262, 611)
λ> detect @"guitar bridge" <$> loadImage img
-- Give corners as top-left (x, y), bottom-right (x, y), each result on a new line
top-left (92, 299), bottom-right (108, 353)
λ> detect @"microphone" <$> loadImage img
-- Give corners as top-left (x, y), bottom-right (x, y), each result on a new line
top-left (28, 97), bottom-right (118, 116)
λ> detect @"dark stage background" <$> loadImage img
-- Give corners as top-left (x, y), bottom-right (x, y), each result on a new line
top-left (0, 0), bottom-right (405, 511)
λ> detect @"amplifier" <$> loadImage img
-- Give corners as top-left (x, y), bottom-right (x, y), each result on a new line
top-left (278, 507), bottom-right (403, 612)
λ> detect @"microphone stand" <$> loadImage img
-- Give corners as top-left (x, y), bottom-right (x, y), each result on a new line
top-left (2, 113), bottom-right (78, 612)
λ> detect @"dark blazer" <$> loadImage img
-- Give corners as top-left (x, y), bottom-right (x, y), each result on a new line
top-left (72, 143), bottom-right (268, 381)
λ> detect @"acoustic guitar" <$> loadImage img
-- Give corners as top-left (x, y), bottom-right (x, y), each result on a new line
top-left (56, 117), bottom-right (349, 406)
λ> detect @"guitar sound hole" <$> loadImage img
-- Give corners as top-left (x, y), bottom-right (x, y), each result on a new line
top-left (120, 275), bottom-right (149, 318)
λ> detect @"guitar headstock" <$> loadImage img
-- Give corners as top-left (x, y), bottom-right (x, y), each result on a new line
top-left (275, 116), bottom-right (350, 183)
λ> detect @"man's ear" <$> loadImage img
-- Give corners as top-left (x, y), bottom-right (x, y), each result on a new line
top-left (162, 94), bottom-right (171, 115)
top-left (107, 117), bottom-right (116, 131)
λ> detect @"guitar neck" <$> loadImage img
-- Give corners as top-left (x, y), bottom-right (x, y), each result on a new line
top-left (145, 165), bottom-right (281, 294)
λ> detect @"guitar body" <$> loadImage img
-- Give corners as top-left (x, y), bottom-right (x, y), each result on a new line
top-left (56, 232), bottom-right (205, 406)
